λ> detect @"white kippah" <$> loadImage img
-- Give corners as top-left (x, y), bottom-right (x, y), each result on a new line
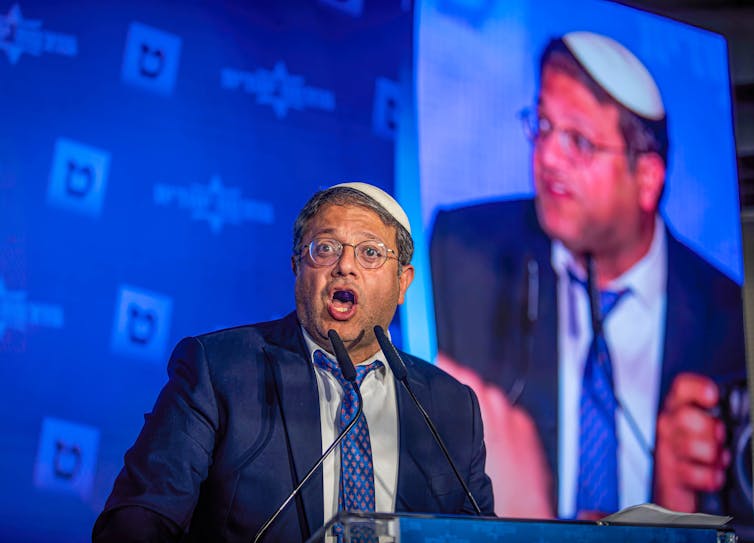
top-left (331, 182), bottom-right (412, 235)
top-left (562, 31), bottom-right (665, 121)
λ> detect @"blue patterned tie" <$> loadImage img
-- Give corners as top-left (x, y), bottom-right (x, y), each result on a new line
top-left (313, 350), bottom-right (382, 541)
top-left (570, 273), bottom-right (629, 514)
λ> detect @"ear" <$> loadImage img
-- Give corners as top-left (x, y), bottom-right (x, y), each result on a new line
top-left (291, 256), bottom-right (298, 276)
top-left (635, 152), bottom-right (666, 213)
top-left (397, 264), bottom-right (415, 305)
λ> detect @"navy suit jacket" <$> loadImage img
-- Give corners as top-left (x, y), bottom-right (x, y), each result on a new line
top-left (430, 198), bottom-right (746, 512)
top-left (94, 312), bottom-right (493, 542)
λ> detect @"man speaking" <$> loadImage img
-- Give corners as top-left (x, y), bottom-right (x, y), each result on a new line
top-left (430, 31), bottom-right (746, 520)
top-left (93, 182), bottom-right (494, 542)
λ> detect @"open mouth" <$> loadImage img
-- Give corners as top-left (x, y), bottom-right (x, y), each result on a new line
top-left (548, 180), bottom-right (569, 196)
top-left (329, 289), bottom-right (358, 319)
top-left (333, 290), bottom-right (356, 304)
top-left (539, 172), bottom-right (572, 199)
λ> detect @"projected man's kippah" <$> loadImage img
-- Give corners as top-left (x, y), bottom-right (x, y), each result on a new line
top-left (563, 31), bottom-right (665, 121)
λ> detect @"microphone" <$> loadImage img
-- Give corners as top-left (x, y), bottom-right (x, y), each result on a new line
top-left (509, 256), bottom-right (539, 405)
top-left (252, 330), bottom-right (362, 543)
top-left (583, 253), bottom-right (653, 459)
top-left (525, 256), bottom-right (539, 327)
top-left (328, 329), bottom-right (358, 382)
top-left (373, 325), bottom-right (483, 515)
top-left (584, 253), bottom-right (602, 337)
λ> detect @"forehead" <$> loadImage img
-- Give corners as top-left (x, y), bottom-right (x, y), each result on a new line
top-left (304, 203), bottom-right (395, 241)
top-left (539, 67), bottom-right (621, 133)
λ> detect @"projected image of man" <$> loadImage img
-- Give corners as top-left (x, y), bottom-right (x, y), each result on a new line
top-left (431, 31), bottom-right (747, 520)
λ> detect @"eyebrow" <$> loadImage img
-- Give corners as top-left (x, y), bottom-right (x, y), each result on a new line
top-left (310, 228), bottom-right (385, 242)
top-left (536, 105), bottom-right (601, 140)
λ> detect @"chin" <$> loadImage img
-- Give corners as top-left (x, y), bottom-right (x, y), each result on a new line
top-left (321, 320), bottom-right (357, 339)
top-left (539, 212), bottom-right (579, 244)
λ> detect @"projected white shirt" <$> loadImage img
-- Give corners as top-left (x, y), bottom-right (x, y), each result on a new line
top-left (554, 215), bottom-right (667, 517)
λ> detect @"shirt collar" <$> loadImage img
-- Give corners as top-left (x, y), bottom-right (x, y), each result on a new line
top-left (300, 326), bottom-right (391, 379)
top-left (551, 214), bottom-right (667, 308)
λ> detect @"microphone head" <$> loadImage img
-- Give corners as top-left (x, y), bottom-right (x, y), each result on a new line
top-left (373, 325), bottom-right (408, 381)
top-left (327, 329), bottom-right (357, 382)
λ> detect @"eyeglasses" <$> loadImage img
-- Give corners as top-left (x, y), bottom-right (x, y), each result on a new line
top-left (519, 107), bottom-right (627, 166)
top-left (302, 237), bottom-right (398, 269)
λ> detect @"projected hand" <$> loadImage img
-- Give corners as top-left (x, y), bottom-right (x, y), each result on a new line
top-left (654, 373), bottom-right (730, 512)
top-left (437, 352), bottom-right (554, 518)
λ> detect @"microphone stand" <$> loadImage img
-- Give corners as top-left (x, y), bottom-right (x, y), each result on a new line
top-left (374, 325), bottom-right (483, 515)
top-left (252, 330), bottom-right (361, 543)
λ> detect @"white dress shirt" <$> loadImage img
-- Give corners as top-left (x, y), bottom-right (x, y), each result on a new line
top-left (301, 328), bottom-right (399, 529)
top-left (554, 216), bottom-right (667, 517)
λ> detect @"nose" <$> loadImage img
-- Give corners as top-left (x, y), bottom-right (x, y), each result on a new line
top-left (536, 130), bottom-right (571, 169)
top-left (332, 244), bottom-right (358, 276)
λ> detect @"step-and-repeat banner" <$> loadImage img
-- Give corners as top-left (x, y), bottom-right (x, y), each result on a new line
top-left (0, 1), bottom-right (411, 540)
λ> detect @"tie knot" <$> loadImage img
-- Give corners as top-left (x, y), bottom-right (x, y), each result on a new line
top-left (355, 360), bottom-right (384, 385)
top-left (567, 269), bottom-right (629, 319)
top-left (313, 350), bottom-right (383, 388)
top-left (599, 289), bottom-right (628, 317)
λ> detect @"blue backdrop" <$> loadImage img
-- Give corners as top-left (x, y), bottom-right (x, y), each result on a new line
top-left (0, 1), bottom-right (412, 540)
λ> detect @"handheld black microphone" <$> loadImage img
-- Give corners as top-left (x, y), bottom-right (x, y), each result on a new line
top-left (252, 330), bottom-right (362, 543)
top-left (585, 253), bottom-right (602, 337)
top-left (583, 253), bottom-right (653, 459)
top-left (509, 256), bottom-right (539, 405)
top-left (373, 325), bottom-right (483, 515)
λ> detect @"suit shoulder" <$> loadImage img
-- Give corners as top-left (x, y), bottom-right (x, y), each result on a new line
top-left (193, 323), bottom-right (265, 352)
top-left (433, 198), bottom-right (530, 230)
top-left (431, 198), bottom-right (541, 250)
top-left (171, 314), bottom-right (300, 375)
top-left (193, 313), bottom-right (298, 349)
top-left (667, 233), bottom-right (741, 299)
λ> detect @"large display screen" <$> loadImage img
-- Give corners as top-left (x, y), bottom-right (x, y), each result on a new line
top-left (414, 0), bottom-right (750, 524)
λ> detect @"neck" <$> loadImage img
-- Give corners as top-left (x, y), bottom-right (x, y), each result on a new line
top-left (347, 344), bottom-right (381, 365)
top-left (577, 215), bottom-right (656, 289)
top-left (317, 335), bottom-right (380, 366)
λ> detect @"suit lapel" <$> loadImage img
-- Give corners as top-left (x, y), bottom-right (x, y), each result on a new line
top-left (518, 205), bottom-right (560, 495)
top-left (660, 232), bottom-right (703, 403)
top-left (263, 313), bottom-right (324, 539)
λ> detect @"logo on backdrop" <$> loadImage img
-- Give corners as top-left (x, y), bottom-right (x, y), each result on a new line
top-left (0, 277), bottom-right (64, 338)
top-left (373, 77), bottom-right (399, 139)
top-left (154, 174), bottom-right (275, 234)
top-left (33, 417), bottom-right (99, 500)
top-left (0, 3), bottom-right (78, 65)
top-left (111, 285), bottom-right (173, 362)
top-left (121, 22), bottom-right (182, 96)
top-left (318, 0), bottom-right (364, 17)
top-left (47, 138), bottom-right (111, 217)
top-left (221, 61), bottom-right (336, 119)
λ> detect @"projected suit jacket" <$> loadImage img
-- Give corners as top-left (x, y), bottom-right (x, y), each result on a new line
top-left (430, 198), bottom-right (746, 513)
top-left (93, 311), bottom-right (493, 542)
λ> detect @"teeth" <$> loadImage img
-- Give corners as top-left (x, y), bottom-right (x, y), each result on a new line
top-left (334, 306), bottom-right (350, 313)
top-left (551, 182), bottom-right (567, 195)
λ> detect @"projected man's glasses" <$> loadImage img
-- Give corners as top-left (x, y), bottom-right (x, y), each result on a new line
top-left (519, 107), bottom-right (628, 166)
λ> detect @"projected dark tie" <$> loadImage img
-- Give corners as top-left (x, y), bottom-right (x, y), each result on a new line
top-left (313, 350), bottom-right (382, 542)
top-left (570, 276), bottom-right (629, 514)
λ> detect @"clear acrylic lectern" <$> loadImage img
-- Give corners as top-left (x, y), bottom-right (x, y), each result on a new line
top-left (306, 511), bottom-right (737, 543)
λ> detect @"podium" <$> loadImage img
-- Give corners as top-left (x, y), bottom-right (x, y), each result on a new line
top-left (306, 512), bottom-right (737, 542)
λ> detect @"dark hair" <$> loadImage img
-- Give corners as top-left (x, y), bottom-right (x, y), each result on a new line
top-left (292, 186), bottom-right (414, 272)
top-left (539, 38), bottom-right (669, 171)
